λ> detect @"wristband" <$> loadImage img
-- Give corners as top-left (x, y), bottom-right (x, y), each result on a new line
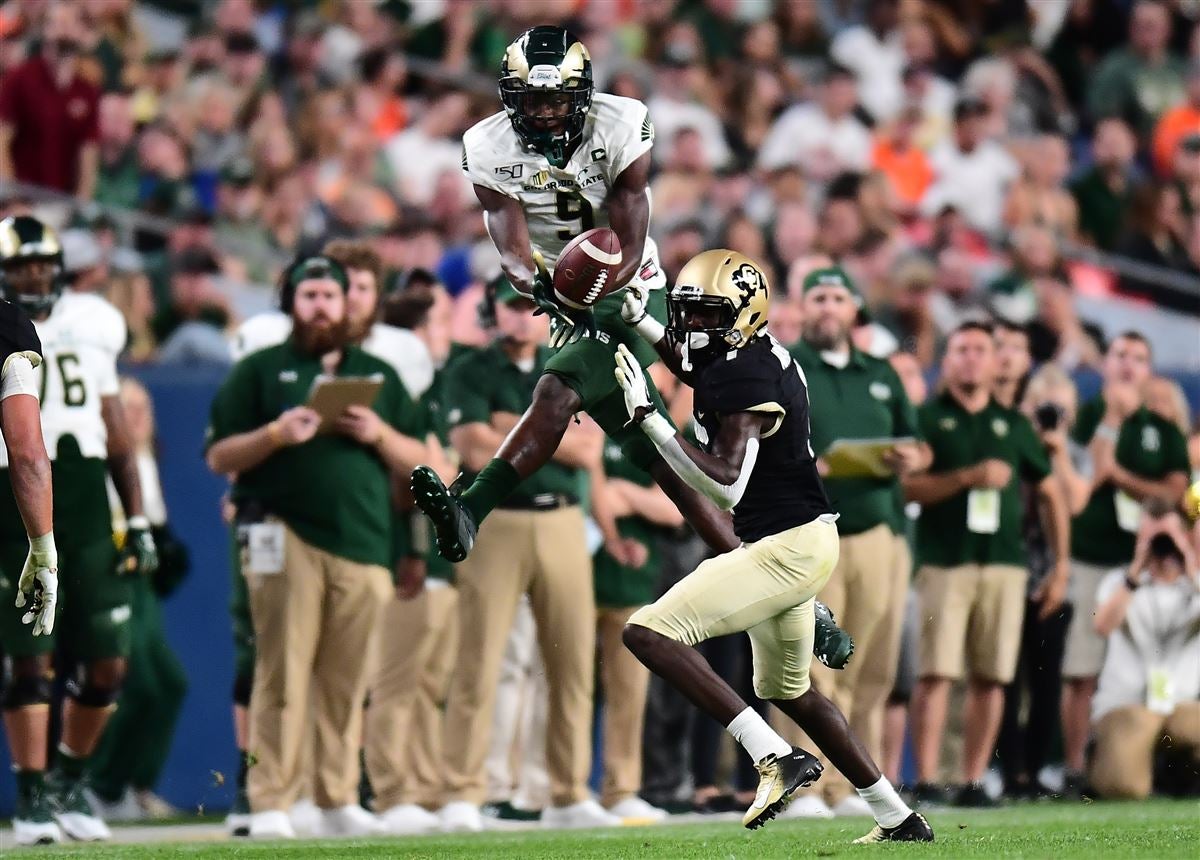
top-left (29, 532), bottom-right (57, 571)
top-left (640, 412), bottom-right (676, 446)
top-left (1094, 423), bottom-right (1119, 443)
top-left (1123, 574), bottom-right (1140, 591)
top-left (633, 315), bottom-right (666, 346)
top-left (127, 515), bottom-right (150, 531)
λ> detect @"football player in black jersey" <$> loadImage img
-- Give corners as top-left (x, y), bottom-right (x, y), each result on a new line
top-left (614, 250), bottom-right (933, 843)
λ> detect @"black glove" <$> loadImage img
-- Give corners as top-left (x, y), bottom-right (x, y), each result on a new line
top-left (118, 516), bottom-right (159, 577)
top-left (530, 251), bottom-right (595, 348)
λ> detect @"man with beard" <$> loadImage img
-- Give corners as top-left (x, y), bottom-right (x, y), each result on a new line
top-left (207, 256), bottom-right (426, 839)
top-left (783, 267), bottom-right (928, 818)
top-left (232, 241), bottom-right (433, 401)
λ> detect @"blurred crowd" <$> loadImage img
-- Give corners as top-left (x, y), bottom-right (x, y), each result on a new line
top-left (0, 0), bottom-right (1198, 838)
top-left (0, 0), bottom-right (1197, 373)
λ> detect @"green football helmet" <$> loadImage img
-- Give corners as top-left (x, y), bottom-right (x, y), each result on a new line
top-left (499, 25), bottom-right (594, 168)
top-left (0, 216), bottom-right (65, 316)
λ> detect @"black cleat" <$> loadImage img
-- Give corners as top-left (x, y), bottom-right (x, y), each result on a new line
top-left (853, 811), bottom-right (935, 843)
top-left (954, 781), bottom-right (998, 808)
top-left (813, 600), bottom-right (854, 669)
top-left (742, 747), bottom-right (823, 830)
top-left (912, 781), bottom-right (949, 807)
top-left (410, 466), bottom-right (477, 562)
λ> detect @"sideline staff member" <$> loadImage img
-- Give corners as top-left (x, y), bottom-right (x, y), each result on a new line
top-left (207, 257), bottom-right (423, 839)
top-left (904, 321), bottom-right (1069, 807)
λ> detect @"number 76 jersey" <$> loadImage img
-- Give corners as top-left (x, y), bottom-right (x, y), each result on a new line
top-left (0, 291), bottom-right (124, 467)
top-left (462, 92), bottom-right (666, 292)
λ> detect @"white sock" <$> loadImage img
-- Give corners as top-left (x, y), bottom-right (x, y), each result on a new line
top-left (857, 776), bottom-right (912, 829)
top-left (725, 707), bottom-right (791, 764)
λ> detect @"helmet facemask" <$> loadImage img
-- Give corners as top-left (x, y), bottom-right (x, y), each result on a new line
top-left (667, 289), bottom-right (736, 372)
top-left (499, 27), bottom-right (594, 169)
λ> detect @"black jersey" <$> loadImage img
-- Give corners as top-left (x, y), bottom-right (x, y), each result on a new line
top-left (0, 299), bottom-right (41, 366)
top-left (691, 335), bottom-right (832, 542)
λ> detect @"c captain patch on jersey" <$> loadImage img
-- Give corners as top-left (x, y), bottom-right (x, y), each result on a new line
top-left (462, 92), bottom-right (666, 295)
top-left (553, 228), bottom-right (622, 309)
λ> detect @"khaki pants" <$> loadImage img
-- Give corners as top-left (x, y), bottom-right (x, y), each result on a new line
top-left (631, 516), bottom-right (840, 700)
top-left (364, 582), bottom-right (459, 811)
top-left (597, 606), bottom-right (651, 807)
top-left (246, 526), bottom-right (392, 812)
top-left (443, 507), bottom-right (595, 807)
top-left (1090, 702), bottom-right (1200, 799)
top-left (484, 596), bottom-right (549, 808)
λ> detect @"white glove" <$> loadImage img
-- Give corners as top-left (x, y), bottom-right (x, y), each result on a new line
top-left (16, 533), bottom-right (57, 637)
top-left (621, 283), bottom-right (648, 324)
top-left (614, 344), bottom-right (654, 423)
top-left (619, 284), bottom-right (666, 344)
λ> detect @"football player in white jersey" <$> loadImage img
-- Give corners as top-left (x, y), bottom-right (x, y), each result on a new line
top-left (0, 216), bottom-right (158, 844)
top-left (410, 26), bottom-right (851, 669)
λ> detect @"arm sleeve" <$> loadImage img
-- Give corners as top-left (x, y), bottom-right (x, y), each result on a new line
top-left (608, 100), bottom-right (655, 180)
top-left (383, 371), bottom-right (426, 438)
top-left (1016, 415), bottom-right (1053, 482)
top-left (441, 359), bottom-right (491, 429)
top-left (916, 405), bottom-right (941, 469)
top-left (0, 353), bottom-right (39, 400)
top-left (641, 413), bottom-right (759, 512)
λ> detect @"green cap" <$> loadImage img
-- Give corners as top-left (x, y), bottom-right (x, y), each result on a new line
top-left (491, 276), bottom-right (529, 306)
top-left (801, 266), bottom-right (861, 304)
top-left (289, 255), bottom-right (348, 290)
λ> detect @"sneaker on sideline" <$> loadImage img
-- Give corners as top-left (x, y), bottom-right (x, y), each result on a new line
top-left (541, 798), bottom-right (622, 829)
top-left (781, 794), bottom-right (834, 819)
top-left (607, 796), bottom-right (667, 822)
top-left (379, 803), bottom-right (441, 835)
top-left (319, 804), bottom-right (385, 837)
top-left (440, 800), bottom-right (484, 832)
top-left (248, 809), bottom-right (296, 839)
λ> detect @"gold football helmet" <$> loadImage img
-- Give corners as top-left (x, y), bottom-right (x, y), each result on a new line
top-left (667, 249), bottom-right (771, 357)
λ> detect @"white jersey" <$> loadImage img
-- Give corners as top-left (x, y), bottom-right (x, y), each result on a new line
top-left (462, 92), bottom-right (667, 292)
top-left (0, 291), bottom-right (125, 467)
top-left (230, 312), bottom-right (434, 399)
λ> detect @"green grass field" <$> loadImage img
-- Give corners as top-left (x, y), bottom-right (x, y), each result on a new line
top-left (8, 799), bottom-right (1199, 859)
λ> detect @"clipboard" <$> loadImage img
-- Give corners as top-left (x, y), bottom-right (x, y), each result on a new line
top-left (306, 375), bottom-right (384, 433)
top-left (824, 437), bottom-right (916, 479)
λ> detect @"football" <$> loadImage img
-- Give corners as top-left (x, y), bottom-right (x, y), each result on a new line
top-left (552, 228), bottom-right (623, 310)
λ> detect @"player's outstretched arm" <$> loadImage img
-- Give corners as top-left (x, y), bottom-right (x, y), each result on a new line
top-left (614, 345), bottom-right (766, 510)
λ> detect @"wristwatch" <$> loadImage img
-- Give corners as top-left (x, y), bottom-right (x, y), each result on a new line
top-left (1123, 573), bottom-right (1141, 591)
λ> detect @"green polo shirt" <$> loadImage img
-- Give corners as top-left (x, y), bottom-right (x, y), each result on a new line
top-left (915, 392), bottom-right (1051, 568)
top-left (593, 442), bottom-right (667, 609)
top-left (1070, 397), bottom-right (1190, 566)
top-left (207, 338), bottom-right (420, 567)
top-left (791, 341), bottom-right (921, 536)
top-left (442, 343), bottom-right (581, 502)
